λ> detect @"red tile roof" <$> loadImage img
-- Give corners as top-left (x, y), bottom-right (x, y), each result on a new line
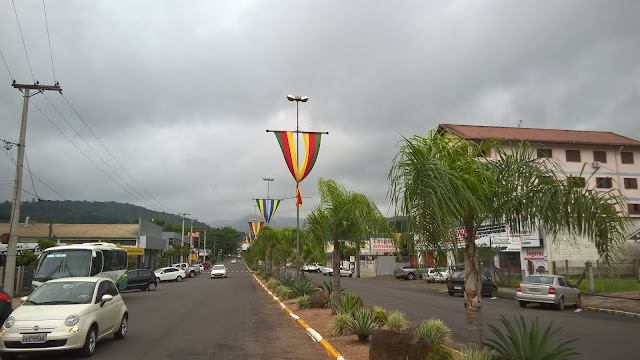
top-left (438, 124), bottom-right (640, 147)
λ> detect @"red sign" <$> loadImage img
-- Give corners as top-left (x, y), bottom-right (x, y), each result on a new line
top-left (371, 238), bottom-right (396, 252)
top-left (188, 232), bottom-right (200, 238)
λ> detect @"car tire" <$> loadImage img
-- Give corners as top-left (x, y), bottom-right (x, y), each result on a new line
top-left (189, 271), bottom-right (195, 278)
top-left (490, 287), bottom-right (498, 298)
top-left (519, 301), bottom-right (527, 308)
top-left (448, 291), bottom-right (455, 296)
top-left (176, 276), bottom-right (183, 282)
top-left (114, 314), bottom-right (128, 340)
top-left (557, 296), bottom-right (565, 311)
top-left (80, 325), bottom-right (98, 357)
top-left (575, 294), bottom-right (582, 308)
top-left (349, 274), bottom-right (353, 278)
top-left (407, 273), bottom-right (415, 280)
top-left (148, 282), bottom-right (156, 291)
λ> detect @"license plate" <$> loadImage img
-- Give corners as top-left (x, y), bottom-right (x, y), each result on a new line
top-left (21, 334), bottom-right (47, 344)
top-left (454, 286), bottom-right (462, 290)
top-left (528, 288), bottom-right (540, 293)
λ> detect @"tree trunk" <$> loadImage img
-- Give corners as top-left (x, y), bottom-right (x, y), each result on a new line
top-left (332, 238), bottom-right (341, 315)
top-left (464, 228), bottom-right (483, 348)
top-left (355, 241), bottom-right (360, 278)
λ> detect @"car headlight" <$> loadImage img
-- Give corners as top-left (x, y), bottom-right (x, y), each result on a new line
top-left (4, 316), bottom-right (15, 328)
top-left (65, 315), bottom-right (80, 326)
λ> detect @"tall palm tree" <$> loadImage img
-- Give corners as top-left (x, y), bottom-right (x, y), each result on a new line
top-left (388, 130), bottom-right (629, 347)
top-left (306, 178), bottom-right (394, 313)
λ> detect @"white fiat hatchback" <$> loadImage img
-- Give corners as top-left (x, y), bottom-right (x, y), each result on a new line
top-left (0, 277), bottom-right (128, 359)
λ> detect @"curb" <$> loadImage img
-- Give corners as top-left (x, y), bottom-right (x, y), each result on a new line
top-left (584, 306), bottom-right (640, 319)
top-left (253, 274), bottom-right (345, 360)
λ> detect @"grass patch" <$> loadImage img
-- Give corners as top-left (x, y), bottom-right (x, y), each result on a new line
top-left (569, 277), bottom-right (639, 293)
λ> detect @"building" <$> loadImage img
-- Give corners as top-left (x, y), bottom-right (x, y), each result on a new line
top-left (438, 124), bottom-right (640, 277)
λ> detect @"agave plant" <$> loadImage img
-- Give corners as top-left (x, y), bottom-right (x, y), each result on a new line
top-left (291, 277), bottom-right (317, 297)
top-left (274, 285), bottom-right (293, 300)
top-left (267, 278), bottom-right (281, 290)
top-left (416, 318), bottom-right (452, 346)
top-left (346, 307), bottom-right (382, 342)
top-left (386, 310), bottom-right (407, 332)
top-left (484, 315), bottom-right (578, 360)
top-left (297, 294), bottom-right (311, 309)
top-left (372, 305), bottom-right (388, 325)
top-left (460, 347), bottom-right (494, 360)
top-left (279, 272), bottom-right (295, 287)
top-left (329, 312), bottom-right (352, 336)
top-left (335, 292), bottom-right (364, 315)
top-left (319, 280), bottom-right (345, 309)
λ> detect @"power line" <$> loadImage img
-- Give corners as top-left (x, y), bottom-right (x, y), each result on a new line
top-left (1, 143), bottom-right (66, 201)
top-left (10, 0), bottom-right (35, 81)
top-left (0, 48), bottom-right (14, 80)
top-left (41, 0), bottom-right (57, 83)
top-left (60, 93), bottom-right (178, 214)
top-left (24, 151), bottom-right (40, 200)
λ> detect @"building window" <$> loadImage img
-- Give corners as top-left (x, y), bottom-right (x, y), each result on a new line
top-left (537, 149), bottom-right (552, 158)
top-left (593, 151), bottom-right (607, 163)
top-left (629, 204), bottom-right (640, 215)
top-left (624, 178), bottom-right (638, 189)
top-left (596, 177), bottom-right (613, 189)
top-left (621, 152), bottom-right (634, 164)
top-left (565, 150), bottom-right (581, 162)
top-left (567, 176), bottom-right (586, 188)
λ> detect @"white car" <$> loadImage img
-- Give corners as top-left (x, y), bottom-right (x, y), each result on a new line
top-left (210, 264), bottom-right (227, 278)
top-left (423, 268), bottom-right (450, 283)
top-left (0, 277), bottom-right (128, 358)
top-left (303, 264), bottom-right (320, 272)
top-left (154, 267), bottom-right (187, 282)
top-left (328, 266), bottom-right (353, 277)
top-left (230, 259), bottom-right (237, 264)
top-left (320, 266), bottom-right (332, 276)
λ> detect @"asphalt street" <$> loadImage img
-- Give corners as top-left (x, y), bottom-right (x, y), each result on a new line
top-left (13, 261), bottom-right (330, 360)
top-left (305, 272), bottom-right (639, 360)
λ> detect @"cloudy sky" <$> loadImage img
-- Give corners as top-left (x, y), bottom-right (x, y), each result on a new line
top-left (1, 0), bottom-right (639, 228)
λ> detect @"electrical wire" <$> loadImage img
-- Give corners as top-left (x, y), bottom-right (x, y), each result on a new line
top-left (1, 144), bottom-right (66, 201)
top-left (10, 0), bottom-right (35, 82)
top-left (0, 47), bottom-right (14, 80)
top-left (24, 151), bottom-right (40, 200)
top-left (42, 0), bottom-right (57, 83)
top-left (60, 93), bottom-right (178, 214)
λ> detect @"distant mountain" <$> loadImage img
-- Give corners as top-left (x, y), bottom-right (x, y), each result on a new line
top-left (0, 200), bottom-right (210, 228)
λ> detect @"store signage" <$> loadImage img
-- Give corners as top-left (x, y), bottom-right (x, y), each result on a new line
top-left (520, 239), bottom-right (541, 247)
top-left (370, 238), bottom-right (396, 252)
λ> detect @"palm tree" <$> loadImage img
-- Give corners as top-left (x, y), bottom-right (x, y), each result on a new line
top-left (388, 130), bottom-right (629, 347)
top-left (306, 178), bottom-right (395, 313)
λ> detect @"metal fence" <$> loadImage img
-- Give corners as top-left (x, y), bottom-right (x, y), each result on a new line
top-left (0, 266), bottom-right (34, 295)
top-left (552, 259), bottom-right (640, 295)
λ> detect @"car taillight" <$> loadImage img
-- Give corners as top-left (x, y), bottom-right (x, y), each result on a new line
top-left (548, 286), bottom-right (556, 294)
top-left (516, 284), bottom-right (521, 292)
top-left (0, 293), bottom-right (10, 302)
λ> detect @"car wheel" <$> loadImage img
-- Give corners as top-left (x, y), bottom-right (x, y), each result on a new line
top-left (189, 271), bottom-right (195, 278)
top-left (114, 314), bottom-right (128, 340)
top-left (575, 294), bottom-right (582, 308)
top-left (490, 287), bottom-right (498, 298)
top-left (148, 282), bottom-right (156, 291)
top-left (349, 274), bottom-right (353, 278)
top-left (407, 273), bottom-right (415, 280)
top-left (519, 301), bottom-right (527, 308)
top-left (557, 296), bottom-right (565, 311)
top-left (448, 291), bottom-right (455, 296)
top-left (176, 276), bottom-right (183, 282)
top-left (80, 325), bottom-right (97, 357)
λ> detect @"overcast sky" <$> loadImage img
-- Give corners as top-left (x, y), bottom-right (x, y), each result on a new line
top-left (1, 0), bottom-right (639, 228)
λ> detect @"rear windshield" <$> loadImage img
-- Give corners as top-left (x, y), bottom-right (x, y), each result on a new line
top-left (523, 276), bottom-right (554, 284)
top-left (213, 265), bottom-right (225, 270)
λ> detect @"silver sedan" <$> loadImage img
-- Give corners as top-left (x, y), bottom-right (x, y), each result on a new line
top-left (516, 274), bottom-right (581, 310)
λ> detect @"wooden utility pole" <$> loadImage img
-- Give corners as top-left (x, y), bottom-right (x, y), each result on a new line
top-left (5, 81), bottom-right (61, 297)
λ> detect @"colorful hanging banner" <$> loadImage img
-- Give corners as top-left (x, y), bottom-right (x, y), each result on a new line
top-left (274, 131), bottom-right (322, 183)
top-left (256, 199), bottom-right (282, 224)
top-left (295, 184), bottom-right (302, 207)
top-left (248, 221), bottom-right (264, 239)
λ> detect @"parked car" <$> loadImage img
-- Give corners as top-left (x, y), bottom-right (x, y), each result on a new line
top-left (0, 277), bottom-right (128, 358)
top-left (327, 266), bottom-right (353, 277)
top-left (125, 269), bottom-right (158, 291)
top-left (172, 263), bottom-right (199, 278)
top-left (230, 259), bottom-right (237, 264)
top-left (210, 264), bottom-right (227, 278)
top-left (447, 270), bottom-right (498, 297)
top-left (516, 274), bottom-right (581, 310)
top-left (154, 267), bottom-right (186, 282)
top-left (394, 266), bottom-right (420, 280)
top-left (303, 263), bottom-right (320, 272)
top-left (285, 262), bottom-right (292, 268)
top-left (0, 288), bottom-right (13, 326)
top-left (423, 268), bottom-right (451, 283)
top-left (320, 266), bottom-right (332, 276)
top-left (195, 264), bottom-right (205, 272)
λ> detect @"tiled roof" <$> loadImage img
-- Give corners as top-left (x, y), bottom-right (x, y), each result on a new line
top-left (0, 223), bottom-right (139, 239)
top-left (438, 124), bottom-right (640, 147)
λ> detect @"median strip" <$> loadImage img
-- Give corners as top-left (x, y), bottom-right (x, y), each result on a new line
top-left (253, 274), bottom-right (345, 360)
top-left (584, 306), bottom-right (640, 319)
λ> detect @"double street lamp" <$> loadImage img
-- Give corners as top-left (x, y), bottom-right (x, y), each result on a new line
top-left (263, 177), bottom-right (274, 199)
top-left (286, 95), bottom-right (308, 260)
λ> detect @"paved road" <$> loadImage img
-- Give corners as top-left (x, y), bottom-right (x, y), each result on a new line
top-left (306, 272), bottom-right (639, 360)
top-left (14, 261), bottom-right (330, 360)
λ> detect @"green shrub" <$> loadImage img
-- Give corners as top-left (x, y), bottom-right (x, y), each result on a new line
top-left (274, 285), bottom-right (293, 300)
top-left (279, 272), bottom-right (295, 287)
top-left (329, 312), bottom-right (352, 336)
top-left (346, 307), bottom-right (383, 342)
top-left (386, 310), bottom-right (407, 332)
top-left (292, 277), bottom-right (317, 297)
top-left (267, 278), bottom-right (281, 290)
top-left (335, 292), bottom-right (364, 315)
top-left (319, 280), bottom-right (346, 309)
top-left (263, 269), bottom-right (273, 280)
top-left (484, 315), bottom-right (578, 360)
top-left (460, 347), bottom-right (493, 360)
top-left (426, 344), bottom-right (452, 360)
top-left (372, 305), bottom-right (388, 325)
top-left (297, 294), bottom-right (311, 309)
top-left (417, 318), bottom-right (452, 346)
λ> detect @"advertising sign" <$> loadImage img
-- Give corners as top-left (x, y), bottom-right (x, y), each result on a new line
top-left (187, 232), bottom-right (200, 238)
top-left (491, 236), bottom-right (521, 251)
top-left (370, 238), bottom-right (396, 252)
top-left (522, 247), bottom-right (548, 275)
top-left (125, 247), bottom-right (145, 256)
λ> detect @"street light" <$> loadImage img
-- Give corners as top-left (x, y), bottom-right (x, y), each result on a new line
top-left (263, 177), bottom-right (274, 199)
top-left (286, 94), bottom-right (308, 266)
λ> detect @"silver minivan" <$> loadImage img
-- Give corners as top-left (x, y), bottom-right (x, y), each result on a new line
top-left (516, 274), bottom-right (581, 310)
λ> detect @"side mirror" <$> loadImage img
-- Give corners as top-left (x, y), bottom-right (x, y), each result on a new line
top-left (20, 296), bottom-right (28, 303)
top-left (100, 294), bottom-right (113, 306)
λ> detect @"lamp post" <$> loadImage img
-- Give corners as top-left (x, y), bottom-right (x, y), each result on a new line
top-left (287, 95), bottom-right (308, 275)
top-left (263, 177), bottom-right (274, 199)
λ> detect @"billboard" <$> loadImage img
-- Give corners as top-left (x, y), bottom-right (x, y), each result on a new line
top-left (370, 238), bottom-right (396, 252)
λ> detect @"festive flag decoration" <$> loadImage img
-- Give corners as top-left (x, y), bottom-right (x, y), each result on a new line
top-left (248, 221), bottom-right (264, 239)
top-left (256, 199), bottom-right (281, 224)
top-left (274, 131), bottom-right (322, 183)
top-left (296, 184), bottom-right (302, 207)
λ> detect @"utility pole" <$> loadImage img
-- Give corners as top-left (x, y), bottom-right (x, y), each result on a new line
top-left (179, 213), bottom-right (189, 262)
top-left (202, 228), bottom-right (207, 263)
top-left (5, 81), bottom-right (61, 298)
top-left (190, 218), bottom-right (195, 263)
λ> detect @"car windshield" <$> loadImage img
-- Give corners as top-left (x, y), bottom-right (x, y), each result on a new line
top-left (33, 250), bottom-right (92, 281)
top-left (452, 271), bottom-right (465, 279)
top-left (523, 276), bottom-right (554, 284)
top-left (213, 265), bottom-right (225, 270)
top-left (26, 281), bottom-right (96, 305)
